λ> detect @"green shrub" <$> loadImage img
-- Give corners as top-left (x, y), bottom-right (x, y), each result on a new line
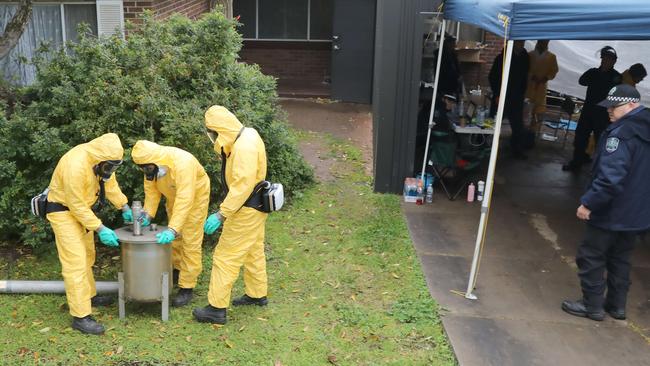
top-left (0, 11), bottom-right (313, 249)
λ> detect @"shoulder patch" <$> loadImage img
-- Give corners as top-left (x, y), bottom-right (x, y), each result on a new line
top-left (605, 137), bottom-right (620, 153)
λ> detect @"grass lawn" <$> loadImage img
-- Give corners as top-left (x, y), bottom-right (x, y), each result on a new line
top-left (0, 133), bottom-right (456, 365)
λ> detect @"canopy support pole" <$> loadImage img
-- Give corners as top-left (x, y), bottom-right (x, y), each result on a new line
top-left (419, 19), bottom-right (446, 185)
top-left (464, 40), bottom-right (514, 300)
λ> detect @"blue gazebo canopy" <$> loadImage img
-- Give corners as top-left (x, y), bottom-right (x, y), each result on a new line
top-left (443, 0), bottom-right (650, 40)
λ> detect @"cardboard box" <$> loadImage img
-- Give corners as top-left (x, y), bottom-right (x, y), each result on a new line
top-left (456, 41), bottom-right (484, 63)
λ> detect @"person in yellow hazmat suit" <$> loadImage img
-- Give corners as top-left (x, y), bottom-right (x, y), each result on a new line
top-left (526, 40), bottom-right (559, 133)
top-left (46, 133), bottom-right (131, 335)
top-left (130, 140), bottom-right (210, 307)
top-left (193, 106), bottom-right (269, 325)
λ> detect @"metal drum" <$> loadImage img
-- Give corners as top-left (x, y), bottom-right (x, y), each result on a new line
top-left (114, 202), bottom-right (172, 321)
top-left (115, 225), bottom-right (172, 302)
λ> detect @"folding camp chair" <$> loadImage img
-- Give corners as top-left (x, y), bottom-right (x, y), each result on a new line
top-left (427, 131), bottom-right (485, 200)
top-left (542, 96), bottom-right (578, 148)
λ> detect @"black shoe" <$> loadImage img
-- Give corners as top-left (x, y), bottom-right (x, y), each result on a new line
top-left (562, 162), bottom-right (580, 172)
top-left (172, 288), bottom-right (193, 307)
top-left (172, 269), bottom-right (180, 287)
top-left (232, 294), bottom-right (268, 307)
top-left (192, 305), bottom-right (227, 324)
top-left (71, 315), bottom-right (105, 335)
top-left (91, 295), bottom-right (114, 307)
top-left (561, 299), bottom-right (605, 321)
top-left (604, 304), bottom-right (626, 320)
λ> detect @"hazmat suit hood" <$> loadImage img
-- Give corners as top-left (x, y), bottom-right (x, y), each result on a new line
top-left (131, 140), bottom-right (174, 167)
top-left (83, 133), bottom-right (124, 164)
top-left (204, 105), bottom-right (244, 155)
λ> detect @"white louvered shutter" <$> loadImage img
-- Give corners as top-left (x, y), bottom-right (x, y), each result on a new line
top-left (96, 0), bottom-right (124, 37)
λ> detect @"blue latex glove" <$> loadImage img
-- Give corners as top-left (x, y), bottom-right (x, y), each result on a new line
top-left (203, 213), bottom-right (222, 235)
top-left (98, 227), bottom-right (119, 247)
top-left (122, 209), bottom-right (133, 224)
top-left (139, 212), bottom-right (151, 227)
top-left (156, 229), bottom-right (176, 244)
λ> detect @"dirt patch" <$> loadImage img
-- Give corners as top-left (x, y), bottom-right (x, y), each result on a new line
top-left (280, 98), bottom-right (373, 175)
top-left (298, 138), bottom-right (335, 183)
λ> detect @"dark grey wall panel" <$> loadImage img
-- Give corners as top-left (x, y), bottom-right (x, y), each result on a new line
top-left (372, 0), bottom-right (442, 193)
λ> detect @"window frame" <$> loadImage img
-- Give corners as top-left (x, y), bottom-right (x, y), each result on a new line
top-left (239, 0), bottom-right (332, 42)
top-left (0, 1), bottom-right (99, 44)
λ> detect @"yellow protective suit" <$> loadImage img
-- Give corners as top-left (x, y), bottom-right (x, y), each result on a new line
top-left (46, 133), bottom-right (128, 318)
top-left (131, 140), bottom-right (210, 289)
top-left (526, 49), bottom-right (559, 114)
top-left (204, 106), bottom-right (268, 308)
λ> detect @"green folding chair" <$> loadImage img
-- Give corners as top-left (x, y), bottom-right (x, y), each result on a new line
top-left (427, 132), bottom-right (483, 200)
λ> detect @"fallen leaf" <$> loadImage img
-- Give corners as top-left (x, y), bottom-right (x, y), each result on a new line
top-left (211, 324), bottom-right (224, 330)
top-left (38, 327), bottom-right (50, 333)
top-left (186, 336), bottom-right (192, 342)
top-left (225, 340), bottom-right (234, 348)
top-left (391, 273), bottom-right (400, 279)
top-left (327, 354), bottom-right (338, 365)
top-left (111, 256), bottom-right (120, 260)
top-left (274, 360), bottom-right (283, 366)
top-left (116, 346), bottom-right (124, 354)
top-left (256, 317), bottom-right (268, 322)
top-left (238, 325), bottom-right (246, 332)
top-left (17, 347), bottom-right (29, 357)
top-left (104, 351), bottom-right (114, 356)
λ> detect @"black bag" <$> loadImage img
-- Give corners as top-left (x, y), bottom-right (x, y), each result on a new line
top-left (30, 188), bottom-right (49, 219)
top-left (244, 181), bottom-right (285, 213)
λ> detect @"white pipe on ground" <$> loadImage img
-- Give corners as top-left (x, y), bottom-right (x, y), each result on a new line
top-left (0, 280), bottom-right (118, 294)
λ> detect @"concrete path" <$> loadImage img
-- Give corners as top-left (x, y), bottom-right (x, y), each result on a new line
top-left (280, 98), bottom-right (649, 364)
top-left (403, 143), bottom-right (650, 365)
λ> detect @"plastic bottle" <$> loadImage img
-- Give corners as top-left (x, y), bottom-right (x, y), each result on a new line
top-left (477, 180), bottom-right (485, 202)
top-left (416, 180), bottom-right (424, 205)
top-left (467, 183), bottom-right (475, 202)
top-left (426, 183), bottom-right (433, 203)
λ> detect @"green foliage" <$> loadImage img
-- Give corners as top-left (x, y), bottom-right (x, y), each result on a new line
top-left (389, 294), bottom-right (440, 324)
top-left (0, 11), bottom-right (313, 248)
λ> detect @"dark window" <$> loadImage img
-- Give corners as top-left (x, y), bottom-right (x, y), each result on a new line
top-left (233, 0), bottom-right (332, 41)
top-left (64, 4), bottom-right (97, 43)
top-left (233, 0), bottom-right (256, 38)
top-left (258, 0), bottom-right (307, 39)
top-left (309, 0), bottom-right (332, 40)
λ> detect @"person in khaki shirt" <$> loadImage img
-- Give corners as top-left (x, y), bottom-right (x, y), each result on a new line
top-left (621, 63), bottom-right (646, 87)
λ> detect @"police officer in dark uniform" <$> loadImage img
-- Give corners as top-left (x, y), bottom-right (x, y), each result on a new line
top-left (562, 84), bottom-right (650, 321)
top-left (563, 46), bottom-right (622, 171)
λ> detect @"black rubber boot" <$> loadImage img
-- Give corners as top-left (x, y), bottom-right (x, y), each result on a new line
top-left (604, 303), bottom-right (626, 320)
top-left (172, 269), bottom-right (180, 287)
top-left (193, 305), bottom-right (227, 324)
top-left (232, 294), bottom-right (268, 307)
top-left (91, 295), bottom-right (114, 307)
top-left (561, 299), bottom-right (605, 321)
top-left (172, 288), bottom-right (193, 307)
top-left (71, 315), bottom-right (105, 335)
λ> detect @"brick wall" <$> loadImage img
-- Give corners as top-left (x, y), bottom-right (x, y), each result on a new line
top-left (239, 41), bottom-right (331, 82)
top-left (154, 0), bottom-right (210, 20)
top-left (123, 0), bottom-right (154, 24)
top-left (124, 0), bottom-right (211, 25)
top-left (457, 32), bottom-right (503, 91)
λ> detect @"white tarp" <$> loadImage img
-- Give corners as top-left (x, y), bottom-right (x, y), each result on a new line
top-left (536, 40), bottom-right (650, 102)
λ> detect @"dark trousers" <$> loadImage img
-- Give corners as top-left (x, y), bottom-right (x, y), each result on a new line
top-left (505, 98), bottom-right (525, 154)
top-left (571, 106), bottom-right (609, 165)
top-left (576, 224), bottom-right (636, 310)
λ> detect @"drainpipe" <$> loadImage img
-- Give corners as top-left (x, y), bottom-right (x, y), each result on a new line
top-left (0, 280), bottom-right (118, 294)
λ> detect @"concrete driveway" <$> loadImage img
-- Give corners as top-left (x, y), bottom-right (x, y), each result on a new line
top-left (403, 142), bottom-right (650, 365)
